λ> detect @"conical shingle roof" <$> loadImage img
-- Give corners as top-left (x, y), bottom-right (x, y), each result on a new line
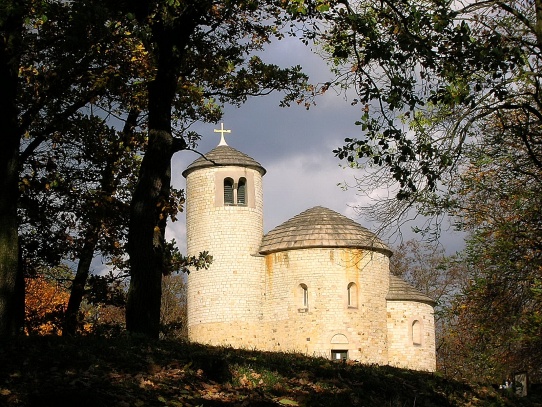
top-left (259, 206), bottom-right (392, 255)
top-left (182, 145), bottom-right (266, 178)
top-left (386, 275), bottom-right (436, 306)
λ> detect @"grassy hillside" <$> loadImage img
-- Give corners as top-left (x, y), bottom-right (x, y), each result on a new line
top-left (0, 336), bottom-right (540, 407)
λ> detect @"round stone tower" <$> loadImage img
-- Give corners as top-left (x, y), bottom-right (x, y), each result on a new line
top-left (182, 129), bottom-right (266, 347)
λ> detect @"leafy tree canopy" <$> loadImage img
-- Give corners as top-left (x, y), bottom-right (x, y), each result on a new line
top-left (2, 0), bottom-right (318, 337)
top-left (316, 0), bottom-right (541, 231)
top-left (444, 105), bottom-right (542, 381)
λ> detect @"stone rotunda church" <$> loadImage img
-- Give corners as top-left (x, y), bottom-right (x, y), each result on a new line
top-left (182, 127), bottom-right (436, 372)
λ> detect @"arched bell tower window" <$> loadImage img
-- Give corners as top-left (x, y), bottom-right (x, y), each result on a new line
top-left (215, 172), bottom-right (255, 208)
top-left (237, 177), bottom-right (247, 206)
top-left (224, 178), bottom-right (234, 205)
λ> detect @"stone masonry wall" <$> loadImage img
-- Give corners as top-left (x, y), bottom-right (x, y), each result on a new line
top-left (261, 248), bottom-right (390, 364)
top-left (386, 300), bottom-right (436, 371)
top-left (185, 165), bottom-right (264, 346)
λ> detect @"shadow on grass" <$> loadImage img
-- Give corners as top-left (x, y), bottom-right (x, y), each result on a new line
top-left (0, 335), bottom-right (535, 407)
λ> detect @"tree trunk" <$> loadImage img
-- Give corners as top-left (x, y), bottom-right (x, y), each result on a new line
top-left (0, 3), bottom-right (24, 338)
top-left (125, 133), bottom-right (173, 337)
top-left (125, 5), bottom-right (203, 337)
top-left (126, 30), bottom-right (179, 338)
top-left (64, 226), bottom-right (99, 335)
top-left (125, 127), bottom-right (174, 337)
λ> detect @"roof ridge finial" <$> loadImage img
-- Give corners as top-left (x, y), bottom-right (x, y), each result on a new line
top-left (214, 122), bottom-right (231, 146)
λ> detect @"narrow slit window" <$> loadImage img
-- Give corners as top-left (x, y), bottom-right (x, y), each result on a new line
top-left (237, 177), bottom-right (246, 205)
top-left (224, 178), bottom-right (234, 205)
top-left (412, 320), bottom-right (422, 345)
top-left (347, 282), bottom-right (358, 307)
top-left (299, 283), bottom-right (308, 309)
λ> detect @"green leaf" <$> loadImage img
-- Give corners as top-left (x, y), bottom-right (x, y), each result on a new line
top-left (316, 2), bottom-right (330, 12)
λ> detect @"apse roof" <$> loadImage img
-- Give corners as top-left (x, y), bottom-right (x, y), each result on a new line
top-left (182, 145), bottom-right (266, 178)
top-left (386, 275), bottom-right (437, 306)
top-left (259, 206), bottom-right (392, 255)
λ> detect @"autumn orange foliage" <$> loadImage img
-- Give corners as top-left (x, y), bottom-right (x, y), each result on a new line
top-left (25, 276), bottom-right (70, 335)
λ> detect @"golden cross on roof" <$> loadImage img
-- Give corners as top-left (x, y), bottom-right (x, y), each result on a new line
top-left (214, 122), bottom-right (231, 146)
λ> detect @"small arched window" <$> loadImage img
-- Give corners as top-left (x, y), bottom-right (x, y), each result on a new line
top-left (224, 178), bottom-right (234, 205)
top-left (237, 177), bottom-right (247, 205)
top-left (412, 320), bottom-right (422, 345)
top-left (347, 282), bottom-right (358, 308)
top-left (299, 283), bottom-right (308, 309)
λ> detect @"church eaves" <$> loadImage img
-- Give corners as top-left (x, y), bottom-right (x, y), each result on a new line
top-left (182, 145), bottom-right (266, 178)
top-left (259, 206), bottom-right (392, 255)
top-left (386, 274), bottom-right (437, 306)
